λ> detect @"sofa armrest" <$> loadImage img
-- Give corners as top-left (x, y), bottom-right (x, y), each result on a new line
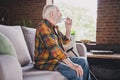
top-left (76, 43), bottom-right (87, 57)
top-left (0, 54), bottom-right (23, 80)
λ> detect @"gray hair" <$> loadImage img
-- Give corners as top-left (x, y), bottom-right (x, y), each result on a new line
top-left (42, 5), bottom-right (58, 19)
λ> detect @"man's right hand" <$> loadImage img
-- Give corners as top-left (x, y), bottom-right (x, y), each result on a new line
top-left (70, 63), bottom-right (83, 77)
top-left (63, 58), bottom-right (83, 77)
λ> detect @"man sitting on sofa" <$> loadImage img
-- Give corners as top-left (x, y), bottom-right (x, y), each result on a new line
top-left (34, 5), bottom-right (92, 80)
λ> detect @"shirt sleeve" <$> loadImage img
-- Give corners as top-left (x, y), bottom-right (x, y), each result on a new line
top-left (34, 29), bottom-right (41, 62)
top-left (55, 26), bottom-right (70, 45)
top-left (59, 31), bottom-right (70, 45)
top-left (38, 25), bottom-right (67, 61)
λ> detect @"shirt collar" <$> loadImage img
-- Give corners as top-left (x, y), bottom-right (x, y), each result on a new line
top-left (43, 19), bottom-right (56, 29)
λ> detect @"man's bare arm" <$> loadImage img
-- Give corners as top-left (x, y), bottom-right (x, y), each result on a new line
top-left (65, 17), bottom-right (72, 40)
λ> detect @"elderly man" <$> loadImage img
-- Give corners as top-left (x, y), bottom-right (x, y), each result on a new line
top-left (34, 5), bottom-right (92, 80)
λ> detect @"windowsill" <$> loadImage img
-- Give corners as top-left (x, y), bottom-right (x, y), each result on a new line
top-left (76, 41), bottom-right (96, 45)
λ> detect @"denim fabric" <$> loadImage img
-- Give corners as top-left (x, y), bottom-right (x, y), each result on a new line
top-left (57, 57), bottom-right (92, 80)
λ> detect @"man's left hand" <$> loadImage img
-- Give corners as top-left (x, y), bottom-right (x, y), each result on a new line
top-left (65, 17), bottom-right (72, 30)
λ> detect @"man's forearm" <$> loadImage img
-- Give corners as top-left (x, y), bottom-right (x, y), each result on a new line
top-left (62, 57), bottom-right (84, 77)
top-left (65, 17), bottom-right (72, 39)
top-left (65, 29), bottom-right (71, 40)
top-left (62, 57), bottom-right (74, 68)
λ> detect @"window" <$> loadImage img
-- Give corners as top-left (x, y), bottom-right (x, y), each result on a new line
top-left (54, 0), bottom-right (97, 42)
top-left (46, 0), bottom-right (53, 5)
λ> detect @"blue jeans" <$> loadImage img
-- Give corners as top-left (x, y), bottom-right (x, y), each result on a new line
top-left (56, 57), bottom-right (92, 80)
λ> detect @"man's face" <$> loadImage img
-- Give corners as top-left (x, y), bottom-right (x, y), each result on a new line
top-left (54, 8), bottom-right (62, 23)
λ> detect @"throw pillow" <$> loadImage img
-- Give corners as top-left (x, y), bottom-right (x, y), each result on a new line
top-left (21, 26), bottom-right (36, 61)
top-left (0, 25), bottom-right (32, 66)
top-left (0, 32), bottom-right (17, 57)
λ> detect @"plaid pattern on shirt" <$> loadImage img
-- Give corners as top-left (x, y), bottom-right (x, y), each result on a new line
top-left (34, 19), bottom-right (70, 71)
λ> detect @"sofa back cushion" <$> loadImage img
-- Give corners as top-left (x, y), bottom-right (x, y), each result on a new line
top-left (0, 25), bottom-right (32, 66)
top-left (21, 27), bottom-right (36, 61)
top-left (0, 32), bottom-right (17, 57)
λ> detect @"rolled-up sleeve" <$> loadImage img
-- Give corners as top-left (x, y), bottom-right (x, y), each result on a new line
top-left (59, 31), bottom-right (70, 45)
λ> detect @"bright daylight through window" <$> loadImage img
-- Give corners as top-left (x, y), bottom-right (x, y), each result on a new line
top-left (54, 0), bottom-right (97, 42)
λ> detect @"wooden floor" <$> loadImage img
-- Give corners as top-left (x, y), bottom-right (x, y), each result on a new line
top-left (87, 56), bottom-right (120, 80)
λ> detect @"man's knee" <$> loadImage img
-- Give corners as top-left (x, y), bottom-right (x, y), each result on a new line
top-left (70, 57), bottom-right (88, 68)
top-left (79, 57), bottom-right (88, 64)
top-left (70, 57), bottom-right (86, 63)
top-left (57, 63), bottom-right (78, 79)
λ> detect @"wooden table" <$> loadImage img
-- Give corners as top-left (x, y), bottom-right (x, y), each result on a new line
top-left (87, 53), bottom-right (120, 60)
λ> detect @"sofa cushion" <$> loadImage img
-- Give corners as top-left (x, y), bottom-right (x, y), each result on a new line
top-left (22, 64), bottom-right (66, 80)
top-left (0, 55), bottom-right (23, 80)
top-left (0, 25), bottom-right (32, 66)
top-left (21, 27), bottom-right (36, 61)
top-left (0, 32), bottom-right (17, 57)
top-left (23, 69), bottom-right (66, 80)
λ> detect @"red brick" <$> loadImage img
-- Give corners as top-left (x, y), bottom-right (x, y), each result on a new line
top-left (97, 0), bottom-right (120, 44)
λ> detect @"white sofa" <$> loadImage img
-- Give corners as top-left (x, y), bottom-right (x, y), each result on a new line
top-left (0, 25), bottom-right (87, 80)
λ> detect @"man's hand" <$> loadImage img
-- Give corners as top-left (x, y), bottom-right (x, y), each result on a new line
top-left (63, 58), bottom-right (83, 77)
top-left (65, 17), bottom-right (72, 39)
top-left (65, 17), bottom-right (72, 29)
top-left (70, 63), bottom-right (83, 77)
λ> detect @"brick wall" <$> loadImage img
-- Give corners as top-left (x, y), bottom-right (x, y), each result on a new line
top-left (0, 0), bottom-right (46, 27)
top-left (97, 0), bottom-right (120, 44)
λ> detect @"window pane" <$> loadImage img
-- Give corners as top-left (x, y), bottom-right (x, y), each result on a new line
top-left (54, 0), bottom-right (97, 42)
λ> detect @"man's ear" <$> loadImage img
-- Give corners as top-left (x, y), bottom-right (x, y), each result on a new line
top-left (49, 11), bottom-right (54, 18)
